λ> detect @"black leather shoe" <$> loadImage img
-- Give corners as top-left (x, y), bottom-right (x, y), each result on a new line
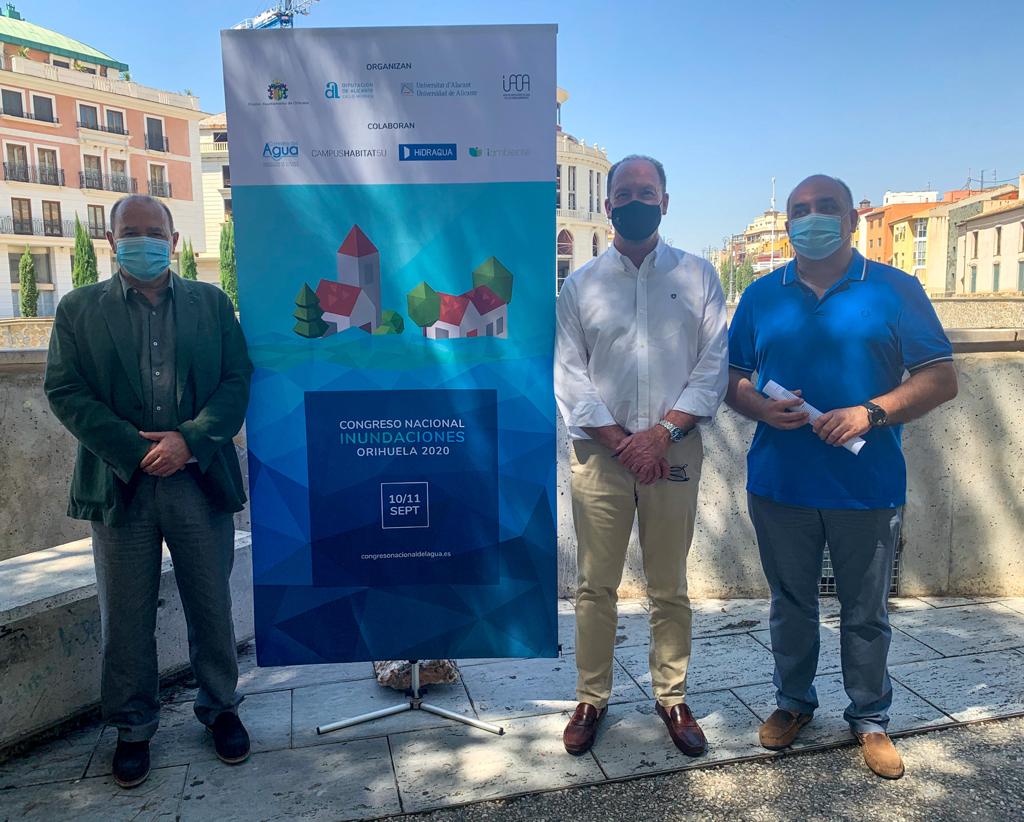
top-left (112, 739), bottom-right (151, 788)
top-left (209, 712), bottom-right (251, 764)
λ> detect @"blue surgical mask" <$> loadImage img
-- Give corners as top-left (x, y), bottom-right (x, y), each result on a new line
top-left (788, 213), bottom-right (846, 260)
top-left (116, 237), bottom-right (171, 281)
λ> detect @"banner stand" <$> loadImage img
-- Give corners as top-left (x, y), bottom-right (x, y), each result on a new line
top-left (315, 660), bottom-right (505, 737)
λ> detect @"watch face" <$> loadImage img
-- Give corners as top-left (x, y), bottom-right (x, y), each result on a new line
top-left (870, 407), bottom-right (886, 425)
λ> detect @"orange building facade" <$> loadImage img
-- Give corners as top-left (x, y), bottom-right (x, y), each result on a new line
top-left (0, 8), bottom-right (205, 317)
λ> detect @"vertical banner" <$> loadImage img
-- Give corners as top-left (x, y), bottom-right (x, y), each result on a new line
top-left (222, 25), bottom-right (558, 664)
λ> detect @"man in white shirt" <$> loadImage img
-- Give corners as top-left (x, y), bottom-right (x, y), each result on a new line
top-left (555, 155), bottom-right (728, 757)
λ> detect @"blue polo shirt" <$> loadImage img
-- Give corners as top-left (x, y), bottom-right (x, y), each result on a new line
top-left (728, 251), bottom-right (952, 510)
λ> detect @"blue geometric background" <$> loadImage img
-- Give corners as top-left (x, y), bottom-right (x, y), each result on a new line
top-left (233, 182), bottom-right (558, 664)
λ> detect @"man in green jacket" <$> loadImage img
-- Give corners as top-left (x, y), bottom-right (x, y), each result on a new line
top-left (44, 195), bottom-right (253, 788)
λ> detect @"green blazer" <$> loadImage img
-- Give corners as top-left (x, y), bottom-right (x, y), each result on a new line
top-left (44, 274), bottom-right (253, 525)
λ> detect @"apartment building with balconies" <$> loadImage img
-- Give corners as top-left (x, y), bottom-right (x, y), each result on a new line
top-left (0, 6), bottom-right (206, 316)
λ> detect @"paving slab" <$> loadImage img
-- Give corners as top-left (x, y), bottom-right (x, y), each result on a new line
top-left (748, 622), bottom-right (942, 675)
top-left (0, 723), bottom-right (101, 789)
top-left (916, 596), bottom-right (1004, 608)
top-left (87, 690), bottom-right (291, 777)
top-left (389, 710), bottom-right (604, 813)
top-left (890, 602), bottom-right (1024, 656)
top-left (591, 688), bottom-right (762, 779)
top-left (691, 599), bottom-right (770, 637)
top-left (733, 672), bottom-right (952, 749)
top-left (999, 597), bottom-right (1024, 615)
top-left (0, 765), bottom-right (186, 822)
top-left (459, 654), bottom-right (647, 722)
top-left (616, 632), bottom-right (775, 696)
top-left (292, 677), bottom-right (477, 746)
top-left (179, 736), bottom-right (400, 821)
top-left (890, 649), bottom-right (1024, 722)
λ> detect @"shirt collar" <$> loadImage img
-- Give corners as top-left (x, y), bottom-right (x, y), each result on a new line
top-left (782, 249), bottom-right (867, 287)
top-left (612, 236), bottom-right (668, 273)
top-left (117, 268), bottom-right (175, 301)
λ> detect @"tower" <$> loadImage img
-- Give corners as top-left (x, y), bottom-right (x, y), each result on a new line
top-left (337, 225), bottom-right (382, 328)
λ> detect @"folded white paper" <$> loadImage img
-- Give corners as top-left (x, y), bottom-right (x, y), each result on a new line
top-left (762, 380), bottom-right (866, 456)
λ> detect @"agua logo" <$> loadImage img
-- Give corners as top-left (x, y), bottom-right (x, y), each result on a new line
top-left (502, 73), bottom-right (530, 99)
top-left (263, 142), bottom-right (299, 161)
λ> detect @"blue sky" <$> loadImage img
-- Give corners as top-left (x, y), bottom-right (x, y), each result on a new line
top-left (35, 0), bottom-right (1023, 253)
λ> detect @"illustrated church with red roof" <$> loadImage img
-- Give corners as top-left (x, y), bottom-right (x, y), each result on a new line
top-left (315, 225), bottom-right (382, 334)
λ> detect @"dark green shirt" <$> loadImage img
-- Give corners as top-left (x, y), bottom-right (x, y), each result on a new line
top-left (118, 271), bottom-right (183, 432)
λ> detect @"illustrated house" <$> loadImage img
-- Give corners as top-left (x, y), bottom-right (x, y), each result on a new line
top-left (423, 285), bottom-right (508, 340)
top-left (314, 224), bottom-right (382, 335)
top-left (316, 280), bottom-right (377, 334)
top-left (336, 224), bottom-right (382, 329)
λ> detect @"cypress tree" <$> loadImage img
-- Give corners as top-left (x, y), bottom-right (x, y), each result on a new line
top-left (180, 239), bottom-right (198, 280)
top-left (219, 220), bottom-right (238, 307)
top-left (72, 215), bottom-right (98, 287)
top-left (18, 246), bottom-right (37, 317)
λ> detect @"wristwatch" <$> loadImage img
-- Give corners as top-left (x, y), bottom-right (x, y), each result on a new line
top-left (657, 419), bottom-right (686, 442)
top-left (862, 401), bottom-right (888, 427)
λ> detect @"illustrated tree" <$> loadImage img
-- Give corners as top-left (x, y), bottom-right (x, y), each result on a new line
top-left (18, 246), bottom-right (38, 318)
top-left (373, 309), bottom-right (405, 335)
top-left (472, 256), bottom-right (513, 303)
top-left (179, 239), bottom-right (198, 280)
top-left (293, 284), bottom-right (328, 338)
top-left (72, 215), bottom-right (98, 288)
top-left (219, 220), bottom-right (238, 308)
top-left (407, 282), bottom-right (440, 328)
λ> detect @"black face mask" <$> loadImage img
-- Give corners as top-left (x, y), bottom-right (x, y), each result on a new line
top-left (611, 199), bottom-right (663, 242)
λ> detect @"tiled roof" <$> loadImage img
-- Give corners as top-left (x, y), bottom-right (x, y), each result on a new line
top-left (316, 281), bottom-right (363, 317)
top-left (464, 285), bottom-right (504, 314)
top-left (437, 292), bottom-right (470, 325)
top-left (338, 225), bottom-right (378, 257)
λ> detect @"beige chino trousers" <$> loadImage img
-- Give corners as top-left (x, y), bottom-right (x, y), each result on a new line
top-left (570, 430), bottom-right (703, 709)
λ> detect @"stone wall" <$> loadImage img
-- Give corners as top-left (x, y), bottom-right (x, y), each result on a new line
top-left (1, 350), bottom-right (1022, 596)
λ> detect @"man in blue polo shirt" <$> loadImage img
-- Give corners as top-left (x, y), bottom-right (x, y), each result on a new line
top-left (726, 175), bottom-right (957, 780)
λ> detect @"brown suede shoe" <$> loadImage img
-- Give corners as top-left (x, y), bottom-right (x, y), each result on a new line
top-left (655, 702), bottom-right (706, 757)
top-left (563, 703), bottom-right (606, 755)
top-left (854, 731), bottom-right (905, 779)
top-left (759, 708), bottom-right (813, 750)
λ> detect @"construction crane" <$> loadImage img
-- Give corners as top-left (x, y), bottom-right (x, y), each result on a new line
top-left (233, 0), bottom-right (320, 30)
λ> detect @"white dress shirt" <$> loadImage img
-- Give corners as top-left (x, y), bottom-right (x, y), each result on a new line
top-left (555, 238), bottom-right (729, 440)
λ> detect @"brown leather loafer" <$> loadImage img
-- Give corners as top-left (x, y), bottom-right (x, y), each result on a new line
top-left (656, 702), bottom-right (706, 757)
top-left (854, 731), bottom-right (905, 779)
top-left (759, 708), bottom-right (813, 750)
top-left (563, 703), bottom-right (607, 755)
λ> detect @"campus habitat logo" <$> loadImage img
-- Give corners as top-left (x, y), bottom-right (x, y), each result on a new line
top-left (502, 73), bottom-right (530, 100)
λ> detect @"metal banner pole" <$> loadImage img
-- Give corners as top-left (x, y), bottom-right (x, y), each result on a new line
top-left (316, 660), bottom-right (505, 737)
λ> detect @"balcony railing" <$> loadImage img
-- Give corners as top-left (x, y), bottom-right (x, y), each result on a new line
top-left (2, 163), bottom-right (65, 186)
top-left (148, 180), bottom-right (172, 198)
top-left (556, 207), bottom-right (609, 223)
top-left (79, 171), bottom-right (138, 193)
top-left (145, 135), bottom-right (169, 152)
top-left (77, 120), bottom-right (129, 136)
top-left (0, 215), bottom-right (76, 237)
top-left (1, 108), bottom-right (60, 124)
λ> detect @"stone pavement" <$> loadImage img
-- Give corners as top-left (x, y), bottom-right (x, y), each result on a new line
top-left (2, 596), bottom-right (1024, 821)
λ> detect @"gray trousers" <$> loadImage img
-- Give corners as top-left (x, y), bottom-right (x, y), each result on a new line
top-left (747, 493), bottom-right (901, 734)
top-left (91, 469), bottom-right (241, 742)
